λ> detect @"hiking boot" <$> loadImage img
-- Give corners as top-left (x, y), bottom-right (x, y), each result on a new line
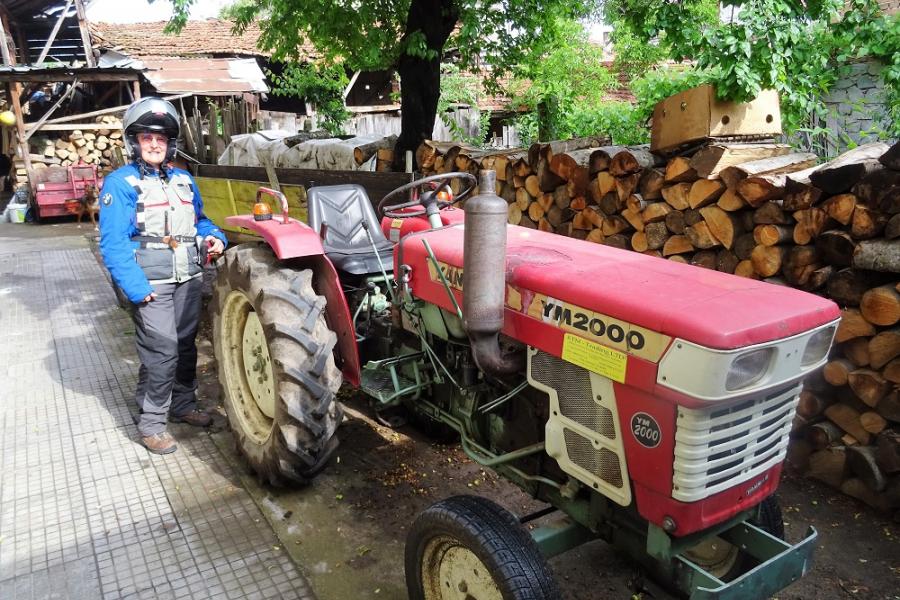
top-left (141, 431), bottom-right (177, 455)
top-left (170, 409), bottom-right (213, 428)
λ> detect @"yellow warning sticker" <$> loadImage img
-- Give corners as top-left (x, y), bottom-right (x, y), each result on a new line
top-left (562, 333), bottom-right (627, 383)
top-left (389, 219), bottom-right (404, 242)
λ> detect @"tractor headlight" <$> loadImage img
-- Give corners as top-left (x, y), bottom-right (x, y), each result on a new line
top-left (801, 326), bottom-right (836, 366)
top-left (656, 319), bottom-right (841, 401)
top-left (725, 348), bottom-right (774, 391)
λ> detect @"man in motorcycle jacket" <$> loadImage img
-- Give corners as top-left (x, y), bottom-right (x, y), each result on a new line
top-left (99, 97), bottom-right (227, 454)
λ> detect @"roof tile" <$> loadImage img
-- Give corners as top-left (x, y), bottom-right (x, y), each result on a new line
top-left (90, 19), bottom-right (316, 60)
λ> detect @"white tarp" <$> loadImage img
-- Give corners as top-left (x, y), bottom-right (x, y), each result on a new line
top-left (218, 131), bottom-right (396, 171)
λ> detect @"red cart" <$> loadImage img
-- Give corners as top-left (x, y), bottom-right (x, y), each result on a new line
top-left (32, 161), bottom-right (103, 220)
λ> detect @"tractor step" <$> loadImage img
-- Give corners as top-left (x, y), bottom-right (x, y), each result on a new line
top-left (361, 353), bottom-right (430, 405)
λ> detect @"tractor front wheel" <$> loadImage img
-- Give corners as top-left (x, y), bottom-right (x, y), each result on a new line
top-left (405, 495), bottom-right (560, 600)
top-left (682, 495), bottom-right (785, 581)
top-left (212, 243), bottom-right (343, 486)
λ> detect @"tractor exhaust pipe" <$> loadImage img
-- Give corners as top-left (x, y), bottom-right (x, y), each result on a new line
top-left (463, 170), bottom-right (525, 377)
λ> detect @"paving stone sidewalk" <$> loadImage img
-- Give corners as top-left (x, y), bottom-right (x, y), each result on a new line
top-left (0, 224), bottom-right (317, 600)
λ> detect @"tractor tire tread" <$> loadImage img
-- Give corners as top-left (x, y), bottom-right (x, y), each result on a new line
top-left (212, 243), bottom-right (342, 487)
top-left (755, 495), bottom-right (785, 540)
top-left (406, 495), bottom-right (560, 600)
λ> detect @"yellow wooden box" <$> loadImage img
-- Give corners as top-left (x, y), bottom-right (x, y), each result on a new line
top-left (650, 85), bottom-right (782, 153)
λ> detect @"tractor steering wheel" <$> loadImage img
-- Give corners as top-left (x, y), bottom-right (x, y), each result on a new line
top-left (377, 172), bottom-right (477, 219)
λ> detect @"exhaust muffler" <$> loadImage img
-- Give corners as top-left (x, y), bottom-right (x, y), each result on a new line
top-left (462, 170), bottom-right (524, 376)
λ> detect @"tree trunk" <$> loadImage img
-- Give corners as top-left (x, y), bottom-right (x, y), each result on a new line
top-left (394, 0), bottom-right (458, 170)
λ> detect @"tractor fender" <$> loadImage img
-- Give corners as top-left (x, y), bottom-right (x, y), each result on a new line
top-left (225, 215), bottom-right (361, 387)
top-left (225, 215), bottom-right (327, 259)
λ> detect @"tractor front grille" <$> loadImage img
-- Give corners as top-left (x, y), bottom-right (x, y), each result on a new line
top-left (672, 383), bottom-right (799, 502)
top-left (529, 349), bottom-right (631, 506)
top-left (530, 351), bottom-right (616, 438)
top-left (563, 428), bottom-right (624, 488)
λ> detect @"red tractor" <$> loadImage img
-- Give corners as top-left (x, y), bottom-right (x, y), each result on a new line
top-left (211, 170), bottom-right (840, 600)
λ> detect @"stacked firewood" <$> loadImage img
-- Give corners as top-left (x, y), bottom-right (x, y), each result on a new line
top-left (47, 115), bottom-right (124, 168)
top-left (417, 136), bottom-right (615, 237)
top-left (418, 137), bottom-right (900, 513)
top-left (13, 115), bottom-right (125, 187)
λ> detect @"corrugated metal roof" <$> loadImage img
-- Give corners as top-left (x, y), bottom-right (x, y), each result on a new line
top-left (0, 63), bottom-right (144, 81)
top-left (141, 57), bottom-right (268, 95)
top-left (2, 0), bottom-right (72, 19)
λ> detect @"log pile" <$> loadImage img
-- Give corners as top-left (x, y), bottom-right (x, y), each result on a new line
top-left (13, 115), bottom-right (125, 187)
top-left (419, 137), bottom-right (900, 514)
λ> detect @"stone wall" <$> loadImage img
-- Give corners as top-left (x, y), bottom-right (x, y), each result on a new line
top-left (808, 58), bottom-right (892, 158)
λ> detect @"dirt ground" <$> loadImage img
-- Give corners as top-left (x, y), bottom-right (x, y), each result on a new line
top-left (192, 318), bottom-right (900, 600)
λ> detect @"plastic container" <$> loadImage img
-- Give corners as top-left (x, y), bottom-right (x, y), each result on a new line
top-left (7, 203), bottom-right (27, 223)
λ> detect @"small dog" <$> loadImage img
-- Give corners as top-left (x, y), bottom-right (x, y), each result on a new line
top-left (74, 184), bottom-right (99, 228)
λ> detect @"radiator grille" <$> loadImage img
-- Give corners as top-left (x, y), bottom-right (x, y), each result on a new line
top-left (528, 348), bottom-right (631, 506)
top-left (563, 429), bottom-right (623, 488)
top-left (531, 350), bottom-right (616, 438)
top-left (672, 383), bottom-right (799, 502)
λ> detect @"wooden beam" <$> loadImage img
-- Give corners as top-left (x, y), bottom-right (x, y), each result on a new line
top-left (14, 22), bottom-right (27, 64)
top-left (26, 121), bottom-right (122, 131)
top-left (73, 0), bottom-right (95, 67)
top-left (0, 14), bottom-right (12, 66)
top-left (132, 80), bottom-right (141, 100)
top-left (9, 82), bottom-right (34, 190)
top-left (343, 70), bottom-right (361, 100)
top-left (37, 0), bottom-right (75, 66)
top-left (37, 93), bottom-right (192, 125)
top-left (0, 72), bottom-right (140, 83)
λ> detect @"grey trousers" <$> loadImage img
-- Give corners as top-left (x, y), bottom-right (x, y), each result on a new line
top-left (131, 277), bottom-right (203, 436)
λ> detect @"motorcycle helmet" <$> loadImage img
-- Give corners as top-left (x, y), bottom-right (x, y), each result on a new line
top-left (122, 97), bottom-right (180, 162)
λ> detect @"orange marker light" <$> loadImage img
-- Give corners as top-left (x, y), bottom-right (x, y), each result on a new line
top-left (436, 188), bottom-right (453, 202)
top-left (253, 201), bottom-right (273, 221)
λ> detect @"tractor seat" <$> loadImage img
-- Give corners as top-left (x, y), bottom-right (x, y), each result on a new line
top-left (307, 184), bottom-right (394, 275)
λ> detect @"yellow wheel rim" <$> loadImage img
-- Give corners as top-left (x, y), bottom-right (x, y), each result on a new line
top-left (220, 290), bottom-right (275, 445)
top-left (421, 535), bottom-right (502, 600)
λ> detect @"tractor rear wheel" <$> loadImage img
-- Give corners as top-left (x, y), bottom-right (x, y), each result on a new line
top-left (405, 495), bottom-right (560, 600)
top-left (212, 243), bottom-right (343, 486)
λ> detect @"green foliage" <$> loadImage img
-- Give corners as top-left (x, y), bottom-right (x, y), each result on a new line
top-left (611, 0), bottom-right (900, 139)
top-left (608, 28), bottom-right (667, 82)
top-left (514, 19), bottom-right (617, 108)
top-left (510, 60), bottom-right (708, 146)
top-left (508, 18), bottom-right (618, 141)
top-left (509, 112), bottom-right (540, 147)
top-left (268, 62), bottom-right (350, 135)
top-left (603, 0), bottom-right (717, 81)
top-left (174, 0), bottom-right (600, 79)
top-left (564, 102), bottom-right (649, 145)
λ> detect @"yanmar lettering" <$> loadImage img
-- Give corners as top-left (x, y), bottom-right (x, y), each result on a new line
top-left (424, 263), bottom-right (672, 363)
top-left (426, 261), bottom-right (464, 291)
top-left (529, 295), bottom-right (671, 362)
top-left (542, 301), bottom-right (646, 350)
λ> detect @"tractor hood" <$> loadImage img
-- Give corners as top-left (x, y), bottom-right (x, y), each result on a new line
top-left (399, 224), bottom-right (840, 353)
